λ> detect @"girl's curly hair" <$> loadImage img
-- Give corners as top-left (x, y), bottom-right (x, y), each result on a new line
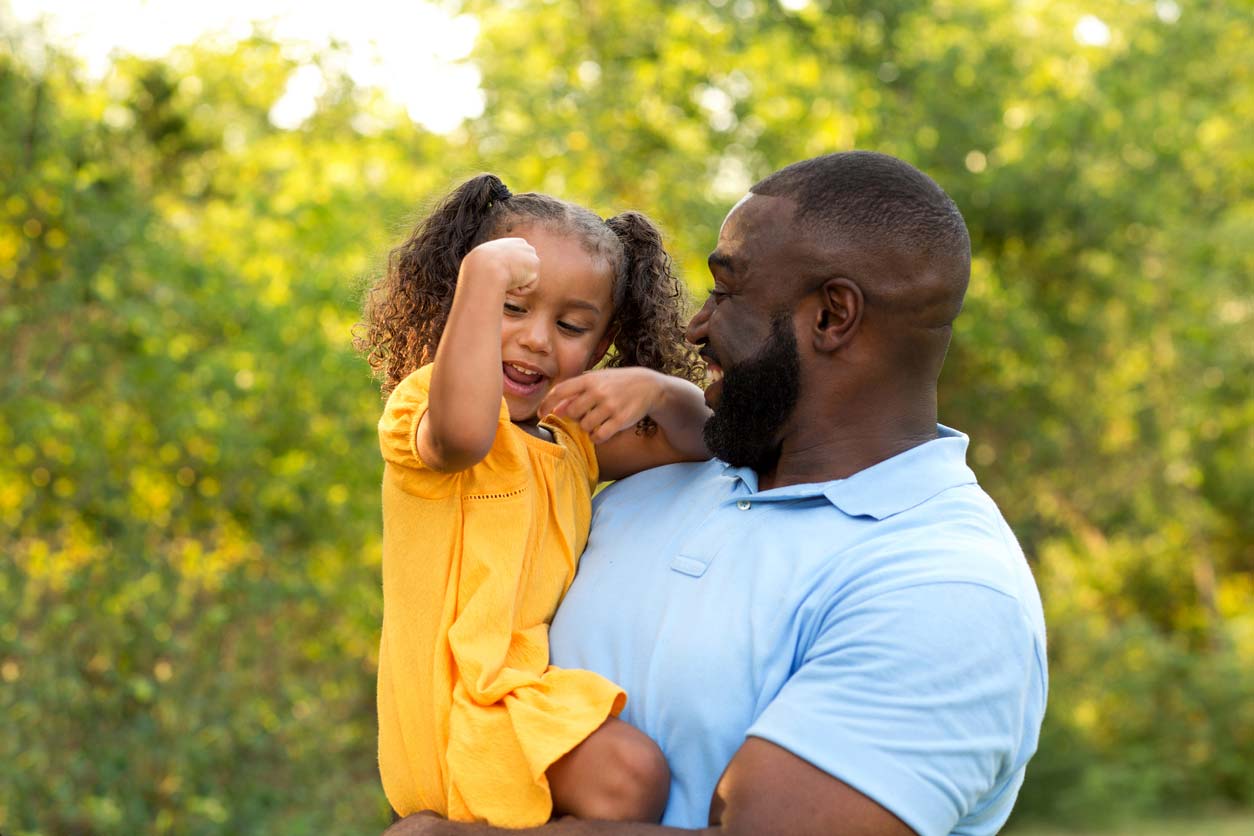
top-left (355, 173), bottom-right (704, 401)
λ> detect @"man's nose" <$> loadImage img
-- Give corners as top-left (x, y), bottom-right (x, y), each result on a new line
top-left (685, 298), bottom-right (712, 346)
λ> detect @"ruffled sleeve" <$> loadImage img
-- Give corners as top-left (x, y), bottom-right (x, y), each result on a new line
top-left (378, 364), bottom-right (526, 498)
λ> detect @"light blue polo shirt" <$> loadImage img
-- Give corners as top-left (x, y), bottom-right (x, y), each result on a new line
top-left (549, 426), bottom-right (1047, 836)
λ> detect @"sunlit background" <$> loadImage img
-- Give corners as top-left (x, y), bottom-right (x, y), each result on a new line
top-left (2, 0), bottom-right (1251, 834)
top-left (9, 0), bottom-right (483, 131)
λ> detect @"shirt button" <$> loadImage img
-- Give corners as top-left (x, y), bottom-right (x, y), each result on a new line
top-left (736, 499), bottom-right (751, 511)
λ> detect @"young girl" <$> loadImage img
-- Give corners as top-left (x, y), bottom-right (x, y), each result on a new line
top-left (357, 174), bottom-right (709, 827)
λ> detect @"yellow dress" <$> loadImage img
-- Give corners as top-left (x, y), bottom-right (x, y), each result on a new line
top-left (376, 364), bottom-right (626, 826)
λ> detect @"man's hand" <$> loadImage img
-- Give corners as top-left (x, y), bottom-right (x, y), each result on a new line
top-left (377, 738), bottom-right (914, 836)
top-left (384, 811), bottom-right (446, 836)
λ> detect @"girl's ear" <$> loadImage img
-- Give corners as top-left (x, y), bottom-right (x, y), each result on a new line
top-left (587, 325), bottom-right (618, 369)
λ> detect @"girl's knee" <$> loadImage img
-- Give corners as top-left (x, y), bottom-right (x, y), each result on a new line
top-left (613, 731), bottom-right (669, 819)
top-left (549, 719), bottom-right (670, 822)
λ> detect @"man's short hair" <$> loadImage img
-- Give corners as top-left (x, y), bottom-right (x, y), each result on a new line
top-left (750, 151), bottom-right (971, 282)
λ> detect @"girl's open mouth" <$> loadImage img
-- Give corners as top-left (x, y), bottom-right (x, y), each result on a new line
top-left (502, 362), bottom-right (547, 396)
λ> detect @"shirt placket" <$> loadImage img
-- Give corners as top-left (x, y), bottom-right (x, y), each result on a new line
top-left (669, 489), bottom-right (762, 578)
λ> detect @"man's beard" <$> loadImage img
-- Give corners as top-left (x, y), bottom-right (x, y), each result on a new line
top-left (703, 314), bottom-right (801, 472)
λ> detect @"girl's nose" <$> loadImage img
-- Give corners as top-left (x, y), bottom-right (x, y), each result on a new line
top-left (517, 321), bottom-right (553, 354)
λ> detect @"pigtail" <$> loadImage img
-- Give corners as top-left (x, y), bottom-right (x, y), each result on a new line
top-left (356, 174), bottom-right (512, 396)
top-left (604, 212), bottom-right (705, 385)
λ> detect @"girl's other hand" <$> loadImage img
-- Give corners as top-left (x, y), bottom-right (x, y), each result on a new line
top-left (461, 237), bottom-right (540, 295)
top-left (540, 368), bottom-right (666, 444)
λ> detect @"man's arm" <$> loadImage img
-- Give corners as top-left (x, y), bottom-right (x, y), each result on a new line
top-left (383, 738), bottom-right (913, 836)
top-left (707, 738), bottom-right (915, 835)
top-left (387, 578), bottom-right (1039, 836)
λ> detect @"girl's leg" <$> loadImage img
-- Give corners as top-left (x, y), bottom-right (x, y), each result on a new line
top-left (547, 717), bottom-right (670, 822)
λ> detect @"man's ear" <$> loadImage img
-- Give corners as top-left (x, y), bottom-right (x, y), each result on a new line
top-left (812, 278), bottom-right (863, 352)
top-left (587, 326), bottom-right (618, 369)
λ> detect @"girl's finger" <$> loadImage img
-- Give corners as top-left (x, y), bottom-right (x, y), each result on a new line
top-left (543, 397), bottom-right (572, 419)
top-left (578, 402), bottom-right (613, 436)
top-left (539, 378), bottom-right (584, 416)
top-left (559, 388), bottom-right (603, 422)
top-left (590, 419), bottom-right (625, 445)
top-left (538, 389), bottom-right (562, 417)
top-left (590, 405), bottom-right (640, 443)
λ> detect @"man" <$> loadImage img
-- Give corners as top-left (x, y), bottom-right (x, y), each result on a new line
top-left (388, 151), bottom-right (1048, 836)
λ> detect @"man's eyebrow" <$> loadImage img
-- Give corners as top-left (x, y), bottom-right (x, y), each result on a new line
top-left (707, 251), bottom-right (737, 274)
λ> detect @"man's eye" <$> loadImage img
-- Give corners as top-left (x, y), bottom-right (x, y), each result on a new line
top-left (707, 288), bottom-right (729, 302)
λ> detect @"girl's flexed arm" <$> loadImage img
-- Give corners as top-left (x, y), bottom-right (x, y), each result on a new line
top-left (539, 368), bottom-right (711, 482)
top-left (418, 238), bottom-right (539, 472)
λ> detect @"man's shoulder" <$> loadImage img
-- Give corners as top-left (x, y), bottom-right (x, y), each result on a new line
top-left (919, 478), bottom-right (1017, 537)
top-left (836, 481), bottom-right (1047, 669)
top-left (764, 475), bottom-right (1041, 641)
top-left (850, 477), bottom-right (1019, 574)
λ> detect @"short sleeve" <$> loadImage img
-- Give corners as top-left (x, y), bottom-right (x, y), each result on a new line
top-left (746, 581), bottom-right (1038, 836)
top-left (378, 364), bottom-right (524, 497)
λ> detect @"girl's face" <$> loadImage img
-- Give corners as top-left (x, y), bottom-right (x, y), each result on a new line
top-left (499, 225), bottom-right (615, 424)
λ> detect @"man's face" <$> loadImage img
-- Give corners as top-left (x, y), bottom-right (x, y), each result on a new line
top-left (686, 194), bottom-right (807, 470)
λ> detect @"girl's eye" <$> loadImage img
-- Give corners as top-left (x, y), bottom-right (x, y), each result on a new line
top-left (504, 302), bottom-right (525, 314)
top-left (558, 321), bottom-right (589, 335)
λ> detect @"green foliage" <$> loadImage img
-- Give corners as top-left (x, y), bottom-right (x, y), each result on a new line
top-left (1013, 811), bottom-right (1254, 836)
top-left (0, 30), bottom-right (411, 834)
top-left (2, 2), bottom-right (1251, 833)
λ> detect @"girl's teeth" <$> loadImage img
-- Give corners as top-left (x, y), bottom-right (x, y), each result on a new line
top-left (709, 368), bottom-right (724, 383)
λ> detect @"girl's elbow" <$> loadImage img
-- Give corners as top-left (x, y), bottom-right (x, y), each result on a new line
top-left (422, 423), bottom-right (496, 472)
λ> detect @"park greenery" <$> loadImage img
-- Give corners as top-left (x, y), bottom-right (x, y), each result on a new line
top-left (2, 0), bottom-right (1251, 833)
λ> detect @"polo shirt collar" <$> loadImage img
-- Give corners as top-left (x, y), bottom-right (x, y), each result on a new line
top-left (720, 425), bottom-right (978, 520)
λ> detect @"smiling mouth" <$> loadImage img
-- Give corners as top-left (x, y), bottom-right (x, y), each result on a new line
top-left (502, 362), bottom-right (548, 396)
top-left (700, 349), bottom-right (724, 384)
top-left (700, 352), bottom-right (725, 407)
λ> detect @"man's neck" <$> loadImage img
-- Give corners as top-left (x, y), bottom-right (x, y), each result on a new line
top-left (757, 399), bottom-right (939, 492)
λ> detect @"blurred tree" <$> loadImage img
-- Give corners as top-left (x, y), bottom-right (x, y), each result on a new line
top-left (0, 27), bottom-right (459, 834)
top-left (2, 0), bottom-right (1251, 832)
